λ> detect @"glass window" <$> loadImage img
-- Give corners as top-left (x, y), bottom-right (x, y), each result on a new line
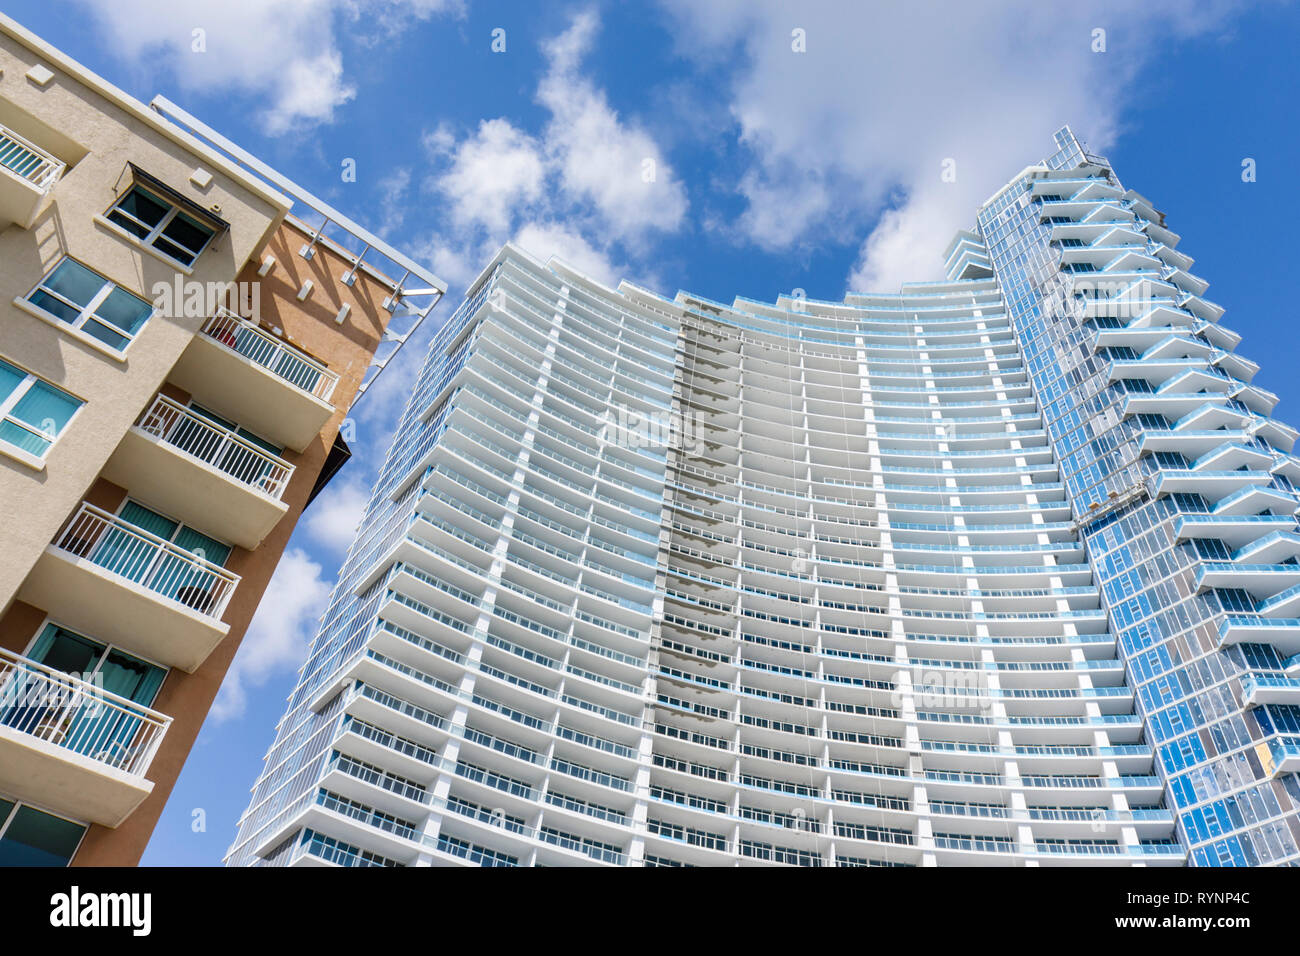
top-left (107, 184), bottom-right (215, 267)
top-left (118, 500), bottom-right (232, 566)
top-left (0, 804), bottom-right (85, 867)
top-left (27, 258), bottom-right (154, 352)
top-left (27, 624), bottom-right (166, 709)
top-left (0, 358), bottom-right (83, 458)
top-left (188, 404), bottom-right (280, 454)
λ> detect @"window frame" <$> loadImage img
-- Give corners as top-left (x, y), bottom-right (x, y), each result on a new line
top-left (0, 358), bottom-right (84, 465)
top-left (20, 620), bottom-right (171, 707)
top-left (114, 497), bottom-right (233, 568)
top-left (0, 799), bottom-right (88, 868)
top-left (105, 182), bottom-right (217, 268)
top-left (24, 257), bottom-right (156, 354)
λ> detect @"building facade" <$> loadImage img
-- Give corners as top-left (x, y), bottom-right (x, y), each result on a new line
top-left (0, 15), bottom-right (443, 866)
top-left (230, 126), bottom-right (1297, 867)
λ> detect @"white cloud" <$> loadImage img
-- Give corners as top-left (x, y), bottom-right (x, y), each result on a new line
top-left (659, 0), bottom-right (1249, 292)
top-left (415, 235), bottom-right (496, 294)
top-left (417, 8), bottom-right (687, 299)
top-left (440, 119), bottom-right (547, 233)
top-left (304, 477), bottom-right (369, 554)
top-left (69, 0), bottom-right (462, 134)
top-left (264, 49), bottom-right (356, 135)
top-left (537, 10), bottom-right (688, 238)
top-left (376, 167), bottom-right (413, 236)
top-left (512, 222), bottom-right (620, 287)
top-left (211, 548), bottom-right (332, 721)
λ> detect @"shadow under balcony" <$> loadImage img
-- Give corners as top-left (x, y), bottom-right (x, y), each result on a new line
top-left (0, 649), bottom-right (169, 827)
top-left (17, 503), bottom-right (237, 673)
top-left (169, 312), bottom-right (339, 454)
top-left (0, 123), bottom-right (63, 230)
top-left (102, 395), bottom-right (293, 550)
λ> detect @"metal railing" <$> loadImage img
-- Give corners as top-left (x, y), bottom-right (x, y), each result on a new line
top-left (54, 503), bottom-right (239, 620)
top-left (200, 311), bottom-right (338, 402)
top-left (0, 123), bottom-right (64, 193)
top-left (137, 394), bottom-right (294, 498)
top-left (0, 647), bottom-right (169, 776)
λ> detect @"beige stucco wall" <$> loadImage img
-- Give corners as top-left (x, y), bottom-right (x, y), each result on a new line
top-left (0, 28), bottom-right (287, 614)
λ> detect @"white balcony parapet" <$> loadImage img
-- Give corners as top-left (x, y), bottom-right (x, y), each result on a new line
top-left (137, 394), bottom-right (294, 499)
top-left (54, 503), bottom-right (239, 620)
top-left (0, 122), bottom-right (64, 192)
top-left (201, 310), bottom-right (339, 402)
top-left (0, 647), bottom-right (169, 777)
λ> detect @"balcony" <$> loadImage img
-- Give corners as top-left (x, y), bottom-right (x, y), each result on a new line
top-left (1218, 616), bottom-right (1300, 656)
top-left (1197, 563), bottom-right (1300, 600)
top-left (1148, 469), bottom-right (1272, 505)
top-left (0, 122), bottom-right (63, 230)
top-left (1213, 484), bottom-right (1298, 517)
top-left (1174, 514), bottom-right (1295, 549)
top-left (169, 312), bottom-right (339, 453)
top-left (17, 503), bottom-right (237, 672)
top-left (1242, 674), bottom-right (1300, 708)
top-left (102, 395), bottom-right (293, 549)
top-left (1258, 735), bottom-right (1300, 778)
top-left (0, 648), bottom-right (169, 827)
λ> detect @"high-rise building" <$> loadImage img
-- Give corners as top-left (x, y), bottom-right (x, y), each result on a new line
top-left (0, 15), bottom-right (444, 866)
top-left (228, 126), bottom-right (1300, 868)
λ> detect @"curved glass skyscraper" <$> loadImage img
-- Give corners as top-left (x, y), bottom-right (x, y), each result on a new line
top-left (227, 127), bottom-right (1300, 867)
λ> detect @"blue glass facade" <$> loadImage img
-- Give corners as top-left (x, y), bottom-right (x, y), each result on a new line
top-left (229, 128), bottom-right (1300, 867)
top-left (979, 128), bottom-right (1300, 865)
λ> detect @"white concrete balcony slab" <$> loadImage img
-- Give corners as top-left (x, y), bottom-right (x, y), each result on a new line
top-left (169, 312), bottom-right (338, 453)
top-left (1212, 484), bottom-right (1299, 517)
top-left (1258, 735), bottom-right (1300, 778)
top-left (1193, 442), bottom-right (1274, 473)
top-left (17, 503), bottom-right (237, 673)
top-left (0, 122), bottom-right (63, 230)
top-left (103, 395), bottom-right (293, 550)
top-left (1140, 429), bottom-right (1245, 458)
top-left (0, 648), bottom-right (169, 827)
top-left (1234, 531), bottom-right (1300, 565)
top-left (1148, 469), bottom-right (1272, 504)
top-left (1122, 392), bottom-right (1229, 421)
top-left (1218, 616), bottom-right (1300, 655)
top-left (1242, 675), bottom-right (1300, 708)
top-left (1173, 514), bottom-right (1295, 549)
top-left (1198, 563), bottom-right (1300, 600)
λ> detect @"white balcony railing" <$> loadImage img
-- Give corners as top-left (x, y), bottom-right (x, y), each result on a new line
top-left (201, 311), bottom-right (339, 402)
top-left (0, 647), bottom-right (170, 777)
top-left (0, 123), bottom-right (64, 193)
top-left (55, 503), bottom-right (239, 620)
top-left (138, 394), bottom-right (294, 499)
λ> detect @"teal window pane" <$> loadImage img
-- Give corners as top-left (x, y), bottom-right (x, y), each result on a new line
top-left (9, 381), bottom-right (81, 438)
top-left (112, 186), bottom-right (168, 229)
top-left (188, 404), bottom-right (237, 431)
top-left (118, 501), bottom-right (179, 541)
top-left (41, 259), bottom-right (103, 308)
top-left (236, 427), bottom-right (282, 456)
top-left (0, 806), bottom-right (85, 866)
top-left (107, 209), bottom-right (152, 239)
top-left (93, 286), bottom-right (152, 336)
top-left (81, 319), bottom-right (130, 351)
top-left (0, 420), bottom-right (50, 456)
top-left (156, 212), bottom-right (212, 265)
top-left (173, 526), bottom-right (230, 566)
top-left (98, 649), bottom-right (165, 707)
top-left (29, 624), bottom-right (102, 674)
top-left (0, 359), bottom-right (24, 400)
top-left (27, 290), bottom-right (81, 324)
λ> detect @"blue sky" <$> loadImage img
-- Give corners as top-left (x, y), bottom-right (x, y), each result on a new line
top-left (3, 0), bottom-right (1297, 864)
